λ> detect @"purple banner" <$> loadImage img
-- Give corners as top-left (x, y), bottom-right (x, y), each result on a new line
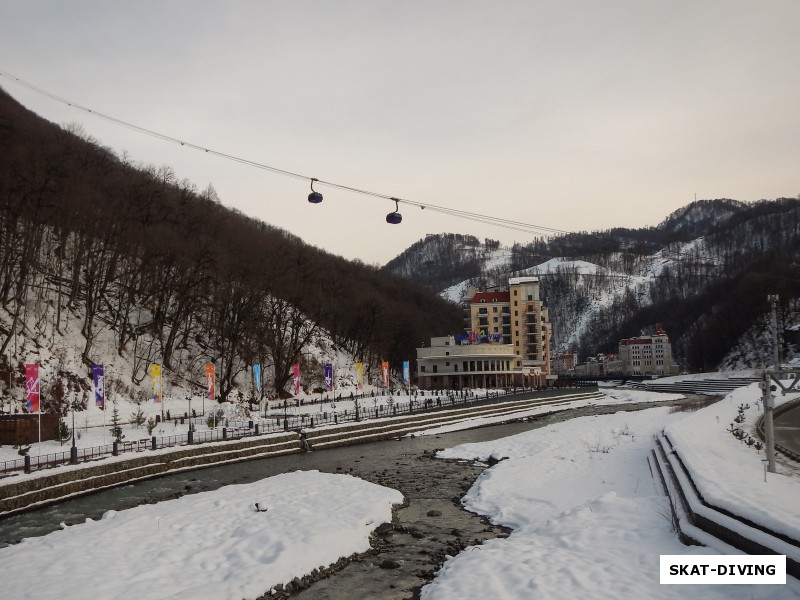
top-left (92, 364), bottom-right (105, 409)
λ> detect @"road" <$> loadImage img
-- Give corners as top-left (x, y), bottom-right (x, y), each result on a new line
top-left (775, 402), bottom-right (800, 459)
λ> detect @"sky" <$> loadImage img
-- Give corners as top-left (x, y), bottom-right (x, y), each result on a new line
top-left (2, 1), bottom-right (799, 264)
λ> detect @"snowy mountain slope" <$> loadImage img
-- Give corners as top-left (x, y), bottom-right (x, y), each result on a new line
top-left (393, 198), bottom-right (800, 369)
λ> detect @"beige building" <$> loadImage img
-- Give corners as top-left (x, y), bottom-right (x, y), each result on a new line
top-left (468, 277), bottom-right (552, 378)
top-left (416, 336), bottom-right (520, 390)
top-left (415, 277), bottom-right (554, 389)
top-left (618, 328), bottom-right (679, 376)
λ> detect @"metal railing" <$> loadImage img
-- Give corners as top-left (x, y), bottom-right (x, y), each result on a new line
top-left (0, 385), bottom-right (595, 477)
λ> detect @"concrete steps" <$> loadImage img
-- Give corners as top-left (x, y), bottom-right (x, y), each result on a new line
top-left (649, 431), bottom-right (800, 579)
top-left (632, 377), bottom-right (760, 396)
top-left (304, 391), bottom-right (604, 450)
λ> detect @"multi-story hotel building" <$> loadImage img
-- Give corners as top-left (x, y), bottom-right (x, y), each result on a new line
top-left (416, 277), bottom-right (553, 389)
top-left (618, 328), bottom-right (679, 376)
top-left (468, 277), bottom-right (552, 376)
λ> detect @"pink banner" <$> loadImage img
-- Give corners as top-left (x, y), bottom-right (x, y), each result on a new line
top-left (25, 363), bottom-right (40, 413)
top-left (293, 363), bottom-right (300, 395)
top-left (205, 364), bottom-right (215, 400)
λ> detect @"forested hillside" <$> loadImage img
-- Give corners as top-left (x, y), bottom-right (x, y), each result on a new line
top-left (0, 87), bottom-right (461, 401)
top-left (386, 198), bottom-right (800, 372)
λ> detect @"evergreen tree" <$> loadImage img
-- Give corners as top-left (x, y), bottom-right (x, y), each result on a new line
top-left (129, 405), bottom-right (146, 428)
top-left (56, 419), bottom-right (71, 445)
top-left (109, 402), bottom-right (124, 442)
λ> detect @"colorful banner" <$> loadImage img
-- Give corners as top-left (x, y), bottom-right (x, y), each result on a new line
top-left (355, 362), bottom-right (363, 390)
top-left (324, 363), bottom-right (333, 391)
top-left (92, 364), bottom-right (105, 409)
top-left (205, 363), bottom-right (215, 401)
top-left (253, 363), bottom-right (262, 392)
top-left (25, 363), bottom-right (39, 413)
top-left (292, 363), bottom-right (300, 395)
top-left (381, 360), bottom-right (389, 388)
top-left (150, 364), bottom-right (162, 404)
top-left (402, 360), bottom-right (410, 384)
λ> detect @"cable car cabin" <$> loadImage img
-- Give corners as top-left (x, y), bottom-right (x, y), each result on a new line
top-left (308, 178), bottom-right (323, 203)
top-left (386, 211), bottom-right (402, 224)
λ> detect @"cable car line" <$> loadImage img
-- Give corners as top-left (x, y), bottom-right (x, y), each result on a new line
top-left (0, 68), bottom-right (593, 238)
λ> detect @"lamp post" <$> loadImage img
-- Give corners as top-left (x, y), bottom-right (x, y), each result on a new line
top-left (70, 393), bottom-right (78, 464)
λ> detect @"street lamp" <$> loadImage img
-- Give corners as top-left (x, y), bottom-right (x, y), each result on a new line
top-left (70, 393), bottom-right (78, 465)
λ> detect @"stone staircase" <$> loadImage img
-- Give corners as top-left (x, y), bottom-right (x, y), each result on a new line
top-left (649, 431), bottom-right (800, 579)
top-left (632, 377), bottom-right (760, 396)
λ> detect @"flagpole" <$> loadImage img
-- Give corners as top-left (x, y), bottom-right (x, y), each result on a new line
top-left (38, 385), bottom-right (41, 449)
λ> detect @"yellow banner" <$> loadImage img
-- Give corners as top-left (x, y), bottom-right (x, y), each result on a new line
top-left (355, 362), bottom-right (363, 389)
top-left (150, 364), bottom-right (162, 404)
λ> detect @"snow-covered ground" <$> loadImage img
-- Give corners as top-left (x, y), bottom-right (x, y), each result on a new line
top-left (1, 387), bottom-right (798, 599)
top-left (0, 387), bottom-right (496, 465)
top-left (0, 387), bottom-right (677, 467)
top-left (0, 470), bottom-right (402, 600)
top-left (420, 397), bottom-right (800, 599)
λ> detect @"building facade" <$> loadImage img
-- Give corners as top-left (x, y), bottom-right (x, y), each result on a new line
top-left (552, 352), bottom-right (578, 374)
top-left (618, 328), bottom-right (679, 376)
top-left (415, 277), bottom-right (554, 390)
top-left (468, 277), bottom-right (552, 378)
top-left (416, 336), bottom-right (521, 390)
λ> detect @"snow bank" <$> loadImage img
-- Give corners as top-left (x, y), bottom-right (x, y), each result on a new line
top-left (423, 407), bottom-right (796, 599)
top-left (0, 470), bottom-right (402, 600)
top-left (664, 384), bottom-right (800, 542)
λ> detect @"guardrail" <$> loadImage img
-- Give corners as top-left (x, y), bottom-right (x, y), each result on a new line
top-left (756, 398), bottom-right (800, 463)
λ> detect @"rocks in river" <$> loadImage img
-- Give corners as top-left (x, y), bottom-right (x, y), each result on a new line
top-left (379, 559), bottom-right (401, 569)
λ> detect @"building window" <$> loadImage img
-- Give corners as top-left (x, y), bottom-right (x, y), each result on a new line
top-left (421, 366), bottom-right (426, 372)
top-left (433, 365), bottom-right (438, 373)
top-left (493, 307), bottom-right (498, 313)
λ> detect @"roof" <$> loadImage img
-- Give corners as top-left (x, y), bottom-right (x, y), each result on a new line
top-left (471, 291), bottom-right (510, 304)
top-left (620, 335), bottom-right (669, 345)
top-left (508, 276), bottom-right (540, 285)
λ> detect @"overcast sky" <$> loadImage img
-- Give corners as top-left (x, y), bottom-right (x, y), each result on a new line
top-left (2, 1), bottom-right (799, 264)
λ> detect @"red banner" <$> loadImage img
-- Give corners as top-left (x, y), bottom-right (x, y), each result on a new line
top-left (293, 363), bottom-right (300, 395)
top-left (25, 363), bottom-right (39, 413)
top-left (205, 364), bottom-right (215, 400)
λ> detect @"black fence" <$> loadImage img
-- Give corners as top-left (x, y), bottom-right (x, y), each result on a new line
top-left (0, 384), bottom-right (596, 477)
